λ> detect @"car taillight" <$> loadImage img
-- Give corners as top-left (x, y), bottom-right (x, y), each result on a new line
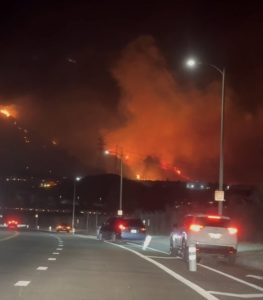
top-left (189, 224), bottom-right (203, 232)
top-left (228, 227), bottom-right (238, 235)
top-left (141, 227), bottom-right (146, 232)
top-left (8, 220), bottom-right (18, 225)
top-left (118, 224), bottom-right (126, 230)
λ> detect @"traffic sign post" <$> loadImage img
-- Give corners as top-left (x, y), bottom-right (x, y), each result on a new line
top-left (214, 190), bottom-right (225, 202)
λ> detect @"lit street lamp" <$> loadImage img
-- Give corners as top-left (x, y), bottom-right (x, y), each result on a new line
top-left (186, 58), bottom-right (226, 215)
top-left (72, 176), bottom-right (81, 234)
top-left (104, 148), bottom-right (123, 216)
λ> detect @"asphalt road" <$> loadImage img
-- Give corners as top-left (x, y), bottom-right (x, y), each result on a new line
top-left (0, 230), bottom-right (263, 300)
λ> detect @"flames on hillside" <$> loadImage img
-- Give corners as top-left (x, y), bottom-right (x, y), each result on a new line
top-left (0, 105), bottom-right (18, 118)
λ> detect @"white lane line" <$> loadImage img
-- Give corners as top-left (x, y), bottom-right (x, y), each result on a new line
top-left (52, 252), bottom-right (60, 255)
top-left (147, 255), bottom-right (181, 259)
top-left (14, 281), bottom-right (31, 287)
top-left (127, 242), bottom-right (169, 255)
top-left (199, 264), bottom-right (263, 292)
top-left (105, 242), bottom-right (218, 300)
top-left (208, 291), bottom-right (263, 298)
top-left (246, 275), bottom-right (263, 280)
top-left (56, 248), bottom-right (63, 251)
top-left (37, 266), bottom-right (48, 271)
top-left (48, 258), bottom-right (56, 261)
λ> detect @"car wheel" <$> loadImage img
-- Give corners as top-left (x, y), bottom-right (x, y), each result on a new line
top-left (111, 232), bottom-right (117, 242)
top-left (182, 240), bottom-right (189, 262)
top-left (227, 253), bottom-right (236, 265)
top-left (169, 239), bottom-right (179, 256)
top-left (197, 256), bottom-right (202, 263)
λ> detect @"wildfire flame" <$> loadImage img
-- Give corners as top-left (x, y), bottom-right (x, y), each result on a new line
top-left (0, 105), bottom-right (17, 118)
top-left (0, 109), bottom-right (10, 117)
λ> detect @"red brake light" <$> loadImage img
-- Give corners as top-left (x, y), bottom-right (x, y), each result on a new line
top-left (8, 220), bottom-right (18, 225)
top-left (141, 227), bottom-right (146, 232)
top-left (118, 224), bottom-right (126, 230)
top-left (228, 227), bottom-right (238, 235)
top-left (189, 224), bottom-right (203, 232)
top-left (208, 215), bottom-right (221, 219)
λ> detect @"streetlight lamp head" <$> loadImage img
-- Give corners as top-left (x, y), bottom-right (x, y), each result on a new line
top-left (186, 58), bottom-right (197, 68)
top-left (104, 150), bottom-right (110, 155)
top-left (75, 176), bottom-right (81, 181)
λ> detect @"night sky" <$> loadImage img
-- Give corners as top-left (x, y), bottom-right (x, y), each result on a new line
top-left (0, 1), bottom-right (262, 184)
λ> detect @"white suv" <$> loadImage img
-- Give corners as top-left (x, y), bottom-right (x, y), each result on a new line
top-left (169, 214), bottom-right (238, 263)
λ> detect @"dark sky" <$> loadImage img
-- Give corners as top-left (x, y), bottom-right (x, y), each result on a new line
top-left (0, 1), bottom-right (262, 184)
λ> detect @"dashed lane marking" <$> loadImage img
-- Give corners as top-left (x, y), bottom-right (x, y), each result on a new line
top-left (106, 241), bottom-right (218, 300)
top-left (52, 252), bottom-right (60, 255)
top-left (56, 248), bottom-right (63, 251)
top-left (48, 258), bottom-right (56, 261)
top-left (36, 266), bottom-right (48, 271)
top-left (14, 281), bottom-right (31, 287)
top-left (208, 291), bottom-right (263, 298)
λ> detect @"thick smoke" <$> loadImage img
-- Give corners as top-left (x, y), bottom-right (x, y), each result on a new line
top-left (103, 36), bottom-right (263, 184)
top-left (3, 36), bottom-right (262, 184)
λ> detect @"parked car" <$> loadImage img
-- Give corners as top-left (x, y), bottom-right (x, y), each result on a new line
top-left (97, 217), bottom-right (146, 242)
top-left (56, 223), bottom-right (72, 233)
top-left (169, 214), bottom-right (238, 263)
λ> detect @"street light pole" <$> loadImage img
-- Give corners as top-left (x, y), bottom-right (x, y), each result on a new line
top-left (186, 59), bottom-right (226, 215)
top-left (104, 148), bottom-right (124, 216)
top-left (119, 149), bottom-right (123, 215)
top-left (72, 177), bottom-right (81, 234)
top-left (218, 68), bottom-right (226, 215)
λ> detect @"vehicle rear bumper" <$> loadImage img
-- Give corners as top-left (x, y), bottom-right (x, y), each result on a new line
top-left (120, 232), bottom-right (146, 241)
top-left (196, 244), bottom-right (237, 255)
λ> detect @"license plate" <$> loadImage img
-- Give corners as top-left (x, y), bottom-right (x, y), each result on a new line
top-left (209, 233), bottom-right (222, 239)
top-left (131, 229), bottom-right (137, 233)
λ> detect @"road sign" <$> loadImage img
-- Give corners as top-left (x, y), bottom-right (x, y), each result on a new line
top-left (117, 210), bottom-right (123, 216)
top-left (214, 190), bottom-right (225, 201)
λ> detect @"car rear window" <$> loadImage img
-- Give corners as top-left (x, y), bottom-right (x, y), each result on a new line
top-left (195, 217), bottom-right (230, 228)
top-left (121, 219), bottom-right (144, 227)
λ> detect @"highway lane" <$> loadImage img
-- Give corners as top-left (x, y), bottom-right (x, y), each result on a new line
top-left (0, 230), bottom-right (62, 300)
top-left (0, 230), bottom-right (210, 300)
top-left (0, 230), bottom-right (263, 300)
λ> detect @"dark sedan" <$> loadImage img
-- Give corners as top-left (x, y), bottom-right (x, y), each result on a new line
top-left (97, 217), bottom-right (146, 242)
